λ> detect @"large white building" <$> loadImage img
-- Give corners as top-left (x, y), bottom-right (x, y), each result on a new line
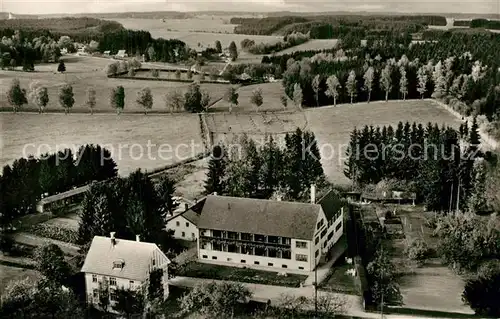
top-left (81, 234), bottom-right (170, 311)
top-left (196, 187), bottom-right (344, 272)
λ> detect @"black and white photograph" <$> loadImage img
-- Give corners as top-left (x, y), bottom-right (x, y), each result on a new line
top-left (0, 0), bottom-right (499, 318)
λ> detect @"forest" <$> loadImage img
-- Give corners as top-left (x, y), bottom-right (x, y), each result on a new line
top-left (0, 145), bottom-right (117, 224)
top-left (263, 30), bottom-right (500, 127)
top-left (231, 15), bottom-right (447, 37)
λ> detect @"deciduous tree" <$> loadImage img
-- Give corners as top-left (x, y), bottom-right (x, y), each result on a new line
top-left (59, 83), bottom-right (75, 114)
top-left (312, 74), bottom-right (321, 107)
top-left (363, 67), bottom-right (375, 103)
top-left (111, 85), bottom-right (125, 114)
top-left (164, 90), bottom-right (184, 113)
top-left (380, 64), bottom-right (392, 102)
top-left (399, 66), bottom-right (408, 100)
top-left (224, 86), bottom-right (239, 113)
top-left (85, 87), bottom-right (96, 115)
top-left (280, 94), bottom-right (288, 109)
top-left (7, 78), bottom-right (27, 113)
top-left (346, 70), bottom-right (357, 104)
top-left (250, 87), bottom-right (263, 112)
top-left (417, 65), bottom-right (428, 99)
top-left (33, 244), bottom-right (71, 286)
top-left (325, 74), bottom-right (341, 106)
top-left (136, 87), bottom-right (153, 115)
top-left (228, 41), bottom-right (238, 61)
top-left (292, 83), bottom-right (303, 107)
top-left (57, 60), bottom-right (66, 73)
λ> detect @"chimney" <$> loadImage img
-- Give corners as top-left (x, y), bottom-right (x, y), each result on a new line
top-left (136, 235), bottom-right (140, 242)
top-left (110, 232), bottom-right (116, 246)
top-left (184, 203), bottom-right (189, 211)
top-left (310, 184), bottom-right (316, 204)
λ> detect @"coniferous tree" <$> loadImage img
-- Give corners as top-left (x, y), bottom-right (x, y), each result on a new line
top-left (204, 145), bottom-right (228, 195)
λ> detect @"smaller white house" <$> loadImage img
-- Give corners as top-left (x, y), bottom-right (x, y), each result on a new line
top-left (81, 233), bottom-right (170, 312)
top-left (103, 50), bottom-right (111, 56)
top-left (165, 199), bottom-right (205, 240)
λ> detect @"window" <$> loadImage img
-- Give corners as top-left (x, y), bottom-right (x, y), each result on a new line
top-left (181, 232), bottom-right (185, 237)
top-left (315, 250), bottom-right (319, 257)
top-left (186, 222), bottom-right (189, 227)
top-left (176, 221), bottom-right (180, 227)
top-left (92, 275), bottom-right (97, 283)
top-left (212, 256), bottom-right (217, 260)
top-left (241, 260), bottom-right (246, 263)
top-left (327, 230), bottom-right (334, 241)
top-left (282, 264), bottom-right (288, 268)
top-left (268, 263), bottom-right (274, 266)
top-left (129, 280), bottom-right (134, 285)
top-left (316, 219), bottom-right (324, 229)
top-left (295, 241), bottom-right (307, 249)
top-left (110, 289), bottom-right (117, 302)
top-left (240, 233), bottom-right (251, 241)
top-left (299, 266), bottom-right (304, 270)
top-left (109, 277), bottom-right (117, 286)
top-left (113, 261), bottom-right (124, 269)
top-left (315, 236), bottom-right (319, 245)
top-left (295, 254), bottom-right (308, 262)
top-left (191, 233), bottom-right (195, 238)
top-left (336, 221), bottom-right (342, 232)
top-left (282, 250), bottom-right (291, 259)
top-left (92, 289), bottom-right (98, 299)
top-left (202, 255), bottom-right (208, 259)
top-left (152, 259), bottom-right (156, 266)
top-left (254, 261), bottom-right (260, 265)
top-left (320, 228), bottom-right (327, 239)
top-left (227, 258), bottom-right (232, 262)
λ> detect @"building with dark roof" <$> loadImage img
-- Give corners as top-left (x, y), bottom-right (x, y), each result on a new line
top-left (196, 186), bottom-right (344, 272)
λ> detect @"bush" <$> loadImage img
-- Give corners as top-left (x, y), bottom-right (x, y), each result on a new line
top-left (405, 238), bottom-right (430, 266)
top-left (463, 271), bottom-right (500, 316)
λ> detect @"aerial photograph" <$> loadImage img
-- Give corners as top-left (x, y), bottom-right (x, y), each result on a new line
top-left (0, 0), bottom-right (499, 318)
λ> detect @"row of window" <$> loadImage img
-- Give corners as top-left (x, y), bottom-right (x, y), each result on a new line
top-left (175, 221), bottom-right (190, 227)
top-left (180, 231), bottom-right (195, 238)
top-left (201, 255), bottom-right (305, 270)
top-left (92, 275), bottom-right (134, 287)
top-left (203, 230), bottom-right (292, 245)
top-left (202, 243), bottom-right (293, 259)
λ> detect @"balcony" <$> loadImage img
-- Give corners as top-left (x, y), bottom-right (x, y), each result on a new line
top-left (200, 235), bottom-right (291, 251)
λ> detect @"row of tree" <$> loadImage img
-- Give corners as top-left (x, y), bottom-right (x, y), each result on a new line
top-left (204, 128), bottom-right (324, 201)
top-left (0, 144), bottom-right (117, 224)
top-left (344, 120), bottom-right (484, 212)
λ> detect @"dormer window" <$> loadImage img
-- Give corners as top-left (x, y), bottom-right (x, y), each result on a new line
top-left (113, 260), bottom-right (124, 269)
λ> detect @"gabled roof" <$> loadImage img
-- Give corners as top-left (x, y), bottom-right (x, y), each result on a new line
top-left (38, 184), bottom-right (92, 205)
top-left (167, 198), bottom-right (206, 226)
top-left (317, 190), bottom-right (344, 221)
top-left (197, 195), bottom-right (321, 240)
top-left (81, 236), bottom-right (169, 281)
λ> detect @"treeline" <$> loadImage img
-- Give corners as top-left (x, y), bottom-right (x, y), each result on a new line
top-left (0, 145), bottom-right (117, 224)
top-left (98, 30), bottom-right (188, 62)
top-left (0, 18), bottom-right (123, 43)
top-left (344, 120), bottom-right (486, 212)
top-left (205, 129), bottom-right (324, 201)
top-left (470, 18), bottom-right (500, 30)
top-left (241, 31), bottom-right (309, 55)
top-left (231, 15), bottom-right (446, 37)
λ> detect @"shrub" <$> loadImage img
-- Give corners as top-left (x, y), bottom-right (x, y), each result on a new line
top-left (405, 238), bottom-right (430, 266)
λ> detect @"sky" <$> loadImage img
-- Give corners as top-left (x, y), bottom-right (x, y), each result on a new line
top-left (2, 0), bottom-right (499, 15)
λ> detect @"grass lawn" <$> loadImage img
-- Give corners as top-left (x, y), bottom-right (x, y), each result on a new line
top-left (304, 99), bottom-right (462, 184)
top-left (0, 265), bottom-right (40, 295)
top-left (318, 259), bottom-right (359, 295)
top-left (209, 82), bottom-right (296, 113)
top-left (178, 262), bottom-right (308, 288)
top-left (0, 113), bottom-right (204, 176)
top-left (278, 39), bottom-right (339, 55)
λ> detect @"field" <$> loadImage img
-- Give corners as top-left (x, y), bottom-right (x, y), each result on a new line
top-left (379, 205), bottom-right (474, 315)
top-left (304, 100), bottom-right (462, 184)
top-left (115, 18), bottom-right (282, 52)
top-left (0, 56), bottom-right (230, 113)
top-left (278, 39), bottom-right (339, 55)
top-left (205, 111), bottom-right (307, 146)
top-left (210, 82), bottom-right (295, 113)
top-left (0, 113), bottom-right (204, 176)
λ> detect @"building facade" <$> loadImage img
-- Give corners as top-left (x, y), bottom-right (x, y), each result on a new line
top-left (165, 199), bottom-right (204, 240)
top-left (81, 234), bottom-right (170, 311)
top-left (197, 188), bottom-right (344, 272)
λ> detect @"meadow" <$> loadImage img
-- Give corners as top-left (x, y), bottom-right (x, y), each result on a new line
top-left (277, 39), bottom-right (339, 55)
top-left (0, 56), bottom-right (230, 113)
top-left (209, 82), bottom-right (295, 113)
top-left (0, 113), bottom-right (204, 176)
top-left (304, 99), bottom-right (463, 184)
